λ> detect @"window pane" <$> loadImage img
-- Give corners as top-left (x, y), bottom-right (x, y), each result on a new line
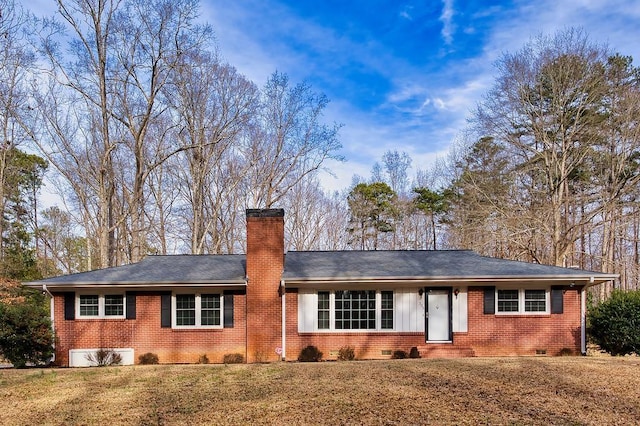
top-left (381, 291), bottom-right (393, 329)
top-left (525, 290), bottom-right (546, 312)
top-left (176, 295), bottom-right (196, 326)
top-left (318, 292), bottom-right (329, 310)
top-left (79, 295), bottom-right (99, 316)
top-left (497, 290), bottom-right (518, 312)
top-left (201, 309), bottom-right (220, 326)
top-left (381, 291), bottom-right (393, 309)
top-left (104, 295), bottom-right (124, 316)
top-left (318, 311), bottom-right (329, 330)
top-left (318, 292), bottom-right (330, 329)
top-left (201, 294), bottom-right (220, 310)
top-left (201, 294), bottom-right (221, 326)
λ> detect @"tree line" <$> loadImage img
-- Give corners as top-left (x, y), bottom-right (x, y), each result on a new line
top-left (0, 2), bottom-right (638, 296)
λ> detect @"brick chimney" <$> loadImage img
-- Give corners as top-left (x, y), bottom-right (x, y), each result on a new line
top-left (245, 208), bottom-right (285, 363)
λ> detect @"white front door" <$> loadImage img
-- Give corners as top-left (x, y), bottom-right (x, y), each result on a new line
top-left (426, 289), bottom-right (451, 341)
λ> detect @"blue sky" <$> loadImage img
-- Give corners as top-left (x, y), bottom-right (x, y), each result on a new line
top-left (199, 0), bottom-right (640, 192)
top-left (28, 0), bottom-right (640, 193)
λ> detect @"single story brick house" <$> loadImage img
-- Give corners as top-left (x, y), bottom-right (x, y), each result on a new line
top-left (25, 209), bottom-right (617, 366)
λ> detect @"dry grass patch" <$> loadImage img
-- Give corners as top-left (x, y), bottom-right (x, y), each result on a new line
top-left (1, 357), bottom-right (639, 425)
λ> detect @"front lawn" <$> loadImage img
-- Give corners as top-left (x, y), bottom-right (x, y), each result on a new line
top-left (1, 357), bottom-right (638, 425)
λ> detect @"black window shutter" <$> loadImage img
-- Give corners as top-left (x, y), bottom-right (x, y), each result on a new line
top-left (126, 292), bottom-right (137, 319)
top-left (483, 286), bottom-right (496, 314)
top-left (64, 292), bottom-right (75, 320)
top-left (551, 286), bottom-right (564, 314)
top-left (160, 292), bottom-right (171, 327)
top-left (223, 291), bottom-right (234, 328)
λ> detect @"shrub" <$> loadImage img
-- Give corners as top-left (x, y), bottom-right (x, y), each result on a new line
top-left (392, 350), bottom-right (408, 359)
top-left (337, 346), bottom-right (355, 361)
top-left (0, 296), bottom-right (54, 368)
top-left (409, 347), bottom-right (421, 359)
top-left (138, 352), bottom-right (159, 365)
top-left (85, 349), bottom-right (122, 367)
top-left (223, 353), bottom-right (244, 364)
top-left (298, 345), bottom-right (323, 362)
top-left (588, 290), bottom-right (640, 356)
top-left (558, 348), bottom-right (574, 356)
top-left (198, 354), bottom-right (209, 364)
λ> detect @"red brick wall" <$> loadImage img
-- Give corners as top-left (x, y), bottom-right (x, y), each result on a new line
top-left (245, 209), bottom-right (285, 363)
top-left (52, 291), bottom-right (247, 366)
top-left (54, 284), bottom-right (582, 365)
top-left (284, 286), bottom-right (583, 360)
top-left (459, 286), bottom-right (582, 356)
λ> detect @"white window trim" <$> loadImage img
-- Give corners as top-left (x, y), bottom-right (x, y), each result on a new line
top-left (495, 288), bottom-right (550, 315)
top-left (171, 292), bottom-right (223, 329)
top-left (316, 290), bottom-right (394, 332)
top-left (76, 293), bottom-right (126, 319)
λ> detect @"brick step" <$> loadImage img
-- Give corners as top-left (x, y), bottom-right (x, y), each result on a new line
top-left (417, 345), bottom-right (476, 358)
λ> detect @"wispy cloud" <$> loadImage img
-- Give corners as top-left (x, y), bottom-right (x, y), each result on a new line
top-left (440, 0), bottom-right (456, 45)
top-left (399, 5), bottom-right (414, 21)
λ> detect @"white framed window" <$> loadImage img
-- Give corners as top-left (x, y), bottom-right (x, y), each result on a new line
top-left (172, 293), bottom-right (222, 328)
top-left (77, 294), bottom-right (125, 318)
top-left (315, 290), bottom-right (394, 331)
top-left (496, 288), bottom-right (549, 314)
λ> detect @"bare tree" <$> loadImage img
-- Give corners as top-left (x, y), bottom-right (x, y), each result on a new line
top-left (109, 0), bottom-right (212, 262)
top-left (474, 28), bottom-right (609, 266)
top-left (169, 51), bottom-right (258, 254)
top-left (282, 175), bottom-right (348, 251)
top-left (243, 71), bottom-right (343, 208)
top-left (38, 206), bottom-right (88, 275)
top-left (32, 0), bottom-right (213, 266)
top-left (382, 150), bottom-right (412, 196)
top-left (592, 55), bottom-right (640, 295)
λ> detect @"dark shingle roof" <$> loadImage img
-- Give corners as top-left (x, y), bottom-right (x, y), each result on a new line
top-left (282, 250), bottom-right (616, 283)
top-left (25, 250), bottom-right (617, 288)
top-left (27, 255), bottom-right (246, 287)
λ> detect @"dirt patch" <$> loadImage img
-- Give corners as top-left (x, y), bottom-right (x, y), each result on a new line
top-left (1, 357), bottom-right (638, 425)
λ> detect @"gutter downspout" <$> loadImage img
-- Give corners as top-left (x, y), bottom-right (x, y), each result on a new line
top-left (43, 285), bottom-right (55, 363)
top-left (580, 286), bottom-right (587, 355)
top-left (281, 279), bottom-right (286, 361)
top-left (581, 276), bottom-right (595, 355)
top-left (244, 277), bottom-right (248, 364)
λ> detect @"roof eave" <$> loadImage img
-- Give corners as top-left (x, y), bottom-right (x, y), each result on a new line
top-left (24, 280), bottom-right (247, 289)
top-left (283, 274), bottom-right (619, 286)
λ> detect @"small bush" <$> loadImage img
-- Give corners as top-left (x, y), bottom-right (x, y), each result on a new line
top-left (298, 345), bottom-right (323, 362)
top-left (589, 290), bottom-right (640, 356)
top-left (138, 352), bottom-right (159, 365)
top-left (85, 349), bottom-right (122, 367)
top-left (337, 346), bottom-right (355, 361)
top-left (558, 348), bottom-right (574, 356)
top-left (409, 347), bottom-right (421, 359)
top-left (198, 354), bottom-right (209, 364)
top-left (223, 353), bottom-right (244, 364)
top-left (392, 350), bottom-right (408, 359)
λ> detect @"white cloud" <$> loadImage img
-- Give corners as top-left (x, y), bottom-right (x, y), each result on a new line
top-left (439, 0), bottom-right (455, 45)
top-left (399, 5), bottom-right (414, 21)
top-left (433, 98), bottom-right (446, 110)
